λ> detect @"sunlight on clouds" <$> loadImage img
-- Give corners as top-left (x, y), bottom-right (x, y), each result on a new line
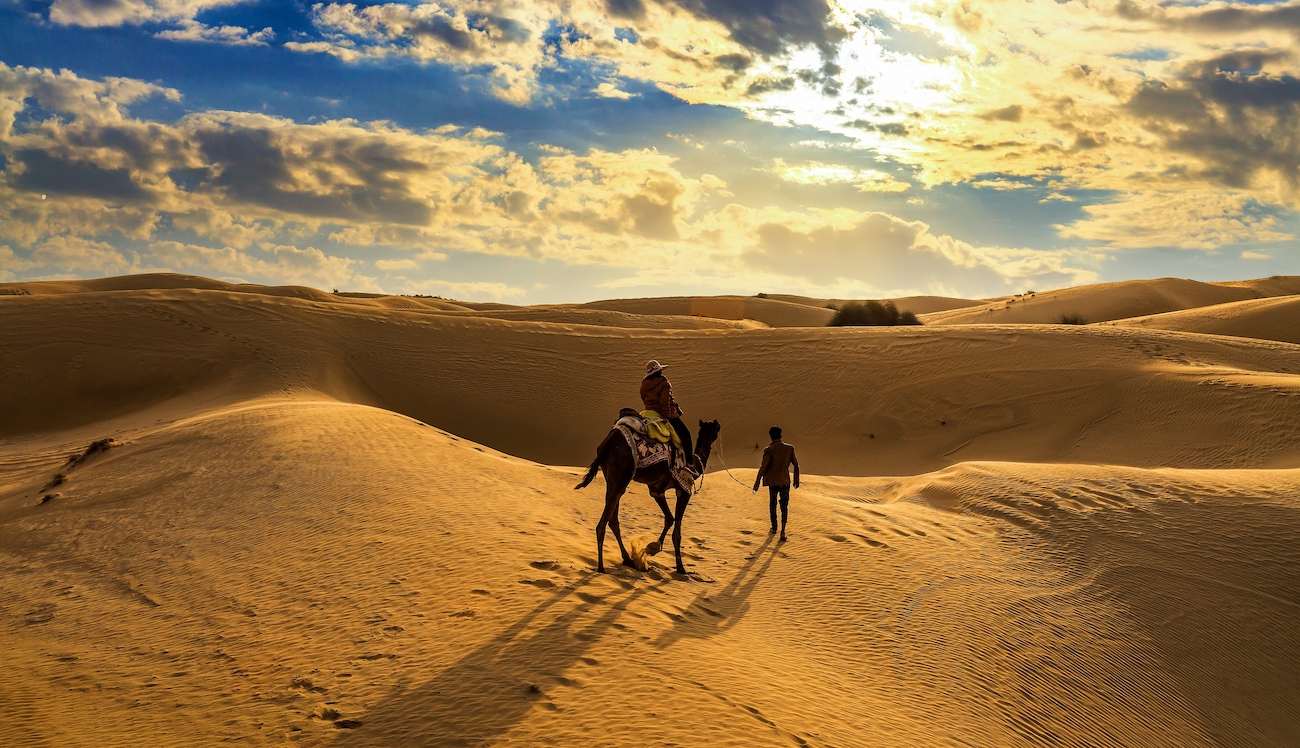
top-left (593, 81), bottom-right (637, 100)
top-left (48, 0), bottom-right (243, 27)
top-left (145, 241), bottom-right (381, 291)
top-left (34, 0), bottom-right (1300, 254)
top-left (155, 20), bottom-right (274, 46)
top-left (1058, 191), bottom-right (1292, 250)
top-left (765, 159), bottom-right (910, 192)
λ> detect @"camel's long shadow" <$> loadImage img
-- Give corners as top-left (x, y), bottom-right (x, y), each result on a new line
top-left (334, 573), bottom-right (652, 747)
top-left (654, 534), bottom-right (780, 650)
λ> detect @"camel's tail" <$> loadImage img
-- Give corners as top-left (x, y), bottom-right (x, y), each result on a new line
top-left (574, 430), bottom-right (616, 490)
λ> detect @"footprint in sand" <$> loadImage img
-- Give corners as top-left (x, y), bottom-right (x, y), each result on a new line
top-left (529, 560), bottom-right (561, 571)
top-left (853, 534), bottom-right (888, 548)
top-left (519, 578), bottom-right (556, 589)
top-left (827, 534), bottom-right (848, 542)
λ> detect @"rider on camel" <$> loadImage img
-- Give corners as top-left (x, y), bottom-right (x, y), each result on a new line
top-left (640, 360), bottom-right (697, 473)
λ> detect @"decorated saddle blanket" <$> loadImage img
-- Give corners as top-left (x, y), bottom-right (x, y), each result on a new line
top-left (612, 412), bottom-right (694, 495)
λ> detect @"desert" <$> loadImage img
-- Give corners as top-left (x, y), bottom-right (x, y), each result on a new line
top-left (2, 273), bottom-right (1298, 746)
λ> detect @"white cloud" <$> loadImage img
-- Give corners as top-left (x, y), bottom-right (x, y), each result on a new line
top-left (48, 0), bottom-right (245, 27)
top-left (154, 20), bottom-right (273, 45)
top-left (593, 81), bottom-right (637, 100)
top-left (145, 241), bottom-right (380, 291)
top-left (29, 236), bottom-right (132, 275)
top-left (765, 158), bottom-right (910, 192)
top-left (1241, 251), bottom-right (1273, 260)
top-left (1058, 191), bottom-right (1293, 250)
top-left (375, 258), bottom-right (417, 271)
top-left (0, 245), bottom-right (36, 281)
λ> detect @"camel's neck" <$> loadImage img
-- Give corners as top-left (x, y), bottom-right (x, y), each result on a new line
top-left (695, 439), bottom-right (714, 469)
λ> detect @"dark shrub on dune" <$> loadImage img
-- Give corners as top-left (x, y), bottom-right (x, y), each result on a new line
top-left (1054, 312), bottom-right (1088, 325)
top-left (828, 301), bottom-right (921, 327)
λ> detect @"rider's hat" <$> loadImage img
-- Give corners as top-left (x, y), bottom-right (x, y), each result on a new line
top-left (644, 359), bottom-right (666, 378)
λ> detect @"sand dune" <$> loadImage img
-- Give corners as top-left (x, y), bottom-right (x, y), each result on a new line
top-left (4, 286), bottom-right (1299, 474)
top-left (921, 276), bottom-right (1299, 326)
top-left (575, 295), bottom-right (836, 327)
top-left (1104, 295), bottom-right (1300, 345)
top-left (3, 274), bottom-right (1300, 746)
top-left (2, 399), bottom-right (1297, 746)
top-left (433, 306), bottom-right (762, 329)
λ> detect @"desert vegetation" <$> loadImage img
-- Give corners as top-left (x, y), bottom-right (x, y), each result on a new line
top-left (1054, 312), bottom-right (1088, 325)
top-left (827, 301), bottom-right (921, 327)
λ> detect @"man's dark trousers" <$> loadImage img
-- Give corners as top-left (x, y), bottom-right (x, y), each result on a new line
top-left (769, 485), bottom-right (790, 530)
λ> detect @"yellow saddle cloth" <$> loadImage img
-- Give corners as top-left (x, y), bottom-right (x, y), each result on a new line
top-left (639, 410), bottom-right (681, 450)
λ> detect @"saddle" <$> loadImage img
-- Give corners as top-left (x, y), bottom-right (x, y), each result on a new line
top-left (611, 409), bottom-right (696, 494)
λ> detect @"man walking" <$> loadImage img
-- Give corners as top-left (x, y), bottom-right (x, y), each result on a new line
top-left (752, 426), bottom-right (800, 541)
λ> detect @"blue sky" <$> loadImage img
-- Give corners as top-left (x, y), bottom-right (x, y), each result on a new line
top-left (0, 0), bottom-right (1296, 301)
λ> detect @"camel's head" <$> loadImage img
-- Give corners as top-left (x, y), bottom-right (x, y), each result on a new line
top-left (696, 419), bottom-right (721, 450)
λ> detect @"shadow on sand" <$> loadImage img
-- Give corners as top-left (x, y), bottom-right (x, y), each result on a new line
top-left (1054, 498), bottom-right (1300, 747)
top-left (332, 573), bottom-right (651, 747)
top-left (654, 534), bottom-right (781, 650)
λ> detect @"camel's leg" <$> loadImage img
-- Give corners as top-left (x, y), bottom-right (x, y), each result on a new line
top-left (608, 512), bottom-right (634, 567)
top-left (595, 479), bottom-right (624, 574)
top-left (653, 491), bottom-right (673, 547)
top-left (670, 488), bottom-right (692, 574)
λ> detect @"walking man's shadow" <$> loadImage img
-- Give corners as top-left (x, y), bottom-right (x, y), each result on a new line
top-left (336, 573), bottom-right (651, 747)
top-left (655, 534), bottom-right (781, 650)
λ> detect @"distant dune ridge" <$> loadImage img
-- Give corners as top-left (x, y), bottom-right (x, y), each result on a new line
top-left (2, 273), bottom-right (1299, 746)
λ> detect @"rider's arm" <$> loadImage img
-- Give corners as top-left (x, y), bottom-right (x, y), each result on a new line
top-left (791, 446), bottom-right (800, 488)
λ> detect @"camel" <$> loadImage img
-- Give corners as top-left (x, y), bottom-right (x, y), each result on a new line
top-left (575, 419), bottom-right (721, 574)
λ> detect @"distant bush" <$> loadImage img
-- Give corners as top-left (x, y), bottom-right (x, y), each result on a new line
top-left (755, 292), bottom-right (769, 299)
top-left (1054, 312), bottom-right (1088, 325)
top-left (828, 301), bottom-right (922, 327)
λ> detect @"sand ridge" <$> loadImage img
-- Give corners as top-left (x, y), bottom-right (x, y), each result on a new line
top-left (920, 276), bottom-right (1300, 326)
top-left (4, 286), bottom-right (1300, 474)
top-left (1103, 295), bottom-right (1300, 345)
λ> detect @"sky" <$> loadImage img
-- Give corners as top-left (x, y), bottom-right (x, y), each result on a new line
top-left (0, 0), bottom-right (1297, 302)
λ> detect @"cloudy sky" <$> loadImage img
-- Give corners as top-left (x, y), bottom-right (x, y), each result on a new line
top-left (0, 0), bottom-right (1296, 301)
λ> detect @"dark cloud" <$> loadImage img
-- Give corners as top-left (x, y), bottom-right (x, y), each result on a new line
top-left (475, 15), bottom-right (532, 44)
top-left (746, 75), bottom-right (796, 96)
top-left (1117, 0), bottom-right (1300, 36)
top-left (606, 0), bottom-right (648, 21)
top-left (846, 119), bottom-right (909, 136)
top-left (1126, 52), bottom-right (1300, 190)
top-left (12, 148), bottom-right (150, 202)
top-left (657, 0), bottom-right (845, 57)
top-left (712, 53), bottom-right (753, 73)
top-left (194, 126), bottom-right (435, 225)
top-left (981, 104), bottom-right (1023, 122)
top-left (408, 15), bottom-right (477, 51)
top-left (63, 123), bottom-right (189, 172)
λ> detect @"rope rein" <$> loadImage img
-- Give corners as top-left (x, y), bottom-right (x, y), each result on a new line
top-left (705, 437), bottom-right (753, 492)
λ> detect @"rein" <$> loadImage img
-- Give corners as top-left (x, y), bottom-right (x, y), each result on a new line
top-left (700, 436), bottom-right (752, 493)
